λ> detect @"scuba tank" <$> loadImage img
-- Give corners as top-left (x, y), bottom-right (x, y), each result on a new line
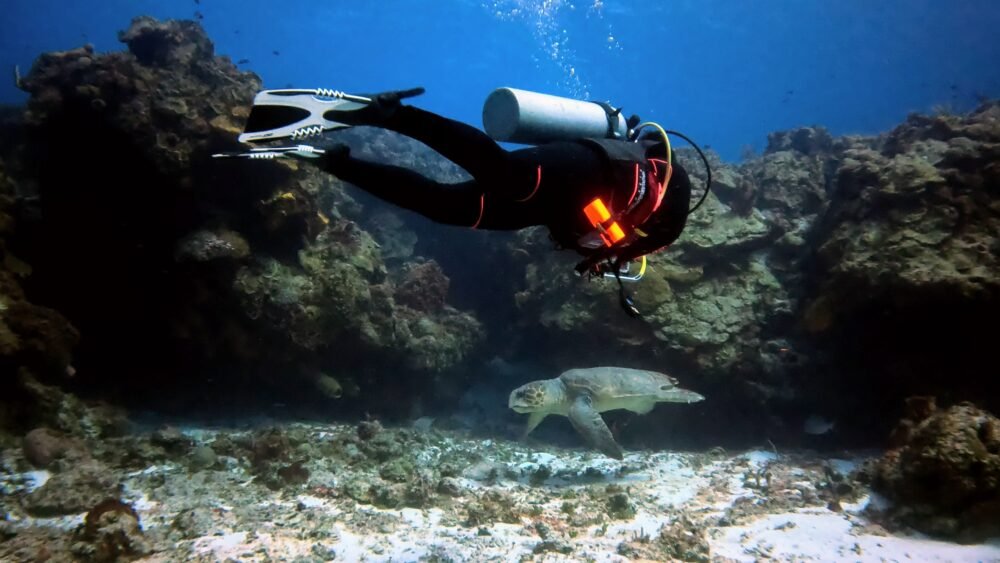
top-left (482, 87), bottom-right (629, 144)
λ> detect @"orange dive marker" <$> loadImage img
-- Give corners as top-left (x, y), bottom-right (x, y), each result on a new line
top-left (582, 198), bottom-right (625, 247)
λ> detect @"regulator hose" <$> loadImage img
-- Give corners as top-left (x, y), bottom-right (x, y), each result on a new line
top-left (663, 128), bottom-right (713, 215)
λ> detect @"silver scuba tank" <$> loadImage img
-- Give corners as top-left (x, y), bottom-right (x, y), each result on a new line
top-left (482, 87), bottom-right (628, 145)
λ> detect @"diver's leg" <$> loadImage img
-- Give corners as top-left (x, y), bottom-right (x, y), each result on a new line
top-left (331, 102), bottom-right (534, 192)
top-left (381, 106), bottom-right (520, 183)
top-left (321, 146), bottom-right (485, 227)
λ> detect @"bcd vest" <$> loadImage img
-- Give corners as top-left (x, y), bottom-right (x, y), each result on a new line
top-left (575, 138), bottom-right (669, 251)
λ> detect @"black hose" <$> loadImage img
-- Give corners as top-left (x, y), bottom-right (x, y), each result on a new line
top-left (664, 129), bottom-right (712, 215)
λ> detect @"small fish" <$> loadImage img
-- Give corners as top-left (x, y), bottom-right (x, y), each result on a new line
top-left (12, 64), bottom-right (23, 90)
top-left (194, 0), bottom-right (200, 3)
top-left (272, 50), bottom-right (281, 56)
top-left (803, 414), bottom-right (835, 435)
top-left (411, 417), bottom-right (435, 432)
top-left (195, 11), bottom-right (204, 20)
top-left (237, 58), bottom-right (250, 65)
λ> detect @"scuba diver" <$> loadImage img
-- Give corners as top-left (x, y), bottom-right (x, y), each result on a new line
top-left (215, 87), bottom-right (711, 317)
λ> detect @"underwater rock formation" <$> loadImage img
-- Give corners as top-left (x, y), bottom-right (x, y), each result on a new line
top-left (798, 104), bottom-right (1000, 438)
top-left (2, 16), bottom-right (483, 416)
top-left (233, 224), bottom-right (482, 373)
top-left (506, 110), bottom-right (999, 447)
top-left (1, 13), bottom-right (997, 450)
top-left (810, 106), bottom-right (1000, 314)
top-left (0, 158), bottom-right (83, 436)
top-left (507, 155), bottom-right (790, 375)
top-left (10, 16), bottom-right (282, 406)
top-left (872, 399), bottom-right (1000, 542)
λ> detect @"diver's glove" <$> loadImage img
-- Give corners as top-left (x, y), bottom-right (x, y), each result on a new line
top-left (326, 87), bottom-right (425, 126)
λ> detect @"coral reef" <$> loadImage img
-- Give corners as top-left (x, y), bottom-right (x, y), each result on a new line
top-left (2, 16), bottom-right (484, 418)
top-left (505, 108), bottom-right (1000, 448)
top-left (871, 400), bottom-right (1000, 542)
top-left (0, 11), bottom-right (996, 465)
top-left (812, 106), bottom-right (1000, 309)
top-left (395, 260), bottom-right (450, 313)
top-left (2, 10), bottom-right (998, 561)
top-left (233, 225), bottom-right (482, 373)
top-left (797, 104), bottom-right (1000, 439)
top-left (0, 157), bottom-right (84, 437)
top-left (10, 17), bottom-right (284, 406)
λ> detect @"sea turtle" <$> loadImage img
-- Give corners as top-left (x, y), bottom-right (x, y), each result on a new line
top-left (508, 367), bottom-right (704, 459)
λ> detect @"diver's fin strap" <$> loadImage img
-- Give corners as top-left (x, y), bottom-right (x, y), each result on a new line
top-left (212, 145), bottom-right (326, 160)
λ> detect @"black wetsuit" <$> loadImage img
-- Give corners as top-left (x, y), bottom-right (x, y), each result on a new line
top-left (321, 105), bottom-right (692, 265)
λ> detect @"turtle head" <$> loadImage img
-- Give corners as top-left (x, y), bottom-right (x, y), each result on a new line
top-left (509, 381), bottom-right (551, 413)
top-left (657, 376), bottom-right (706, 404)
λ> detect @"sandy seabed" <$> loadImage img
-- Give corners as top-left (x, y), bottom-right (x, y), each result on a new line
top-left (4, 422), bottom-right (1000, 562)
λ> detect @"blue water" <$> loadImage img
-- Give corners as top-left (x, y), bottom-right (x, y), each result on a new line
top-left (2, 0), bottom-right (999, 160)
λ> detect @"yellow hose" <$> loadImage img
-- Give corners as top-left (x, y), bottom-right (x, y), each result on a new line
top-left (635, 121), bottom-right (672, 168)
top-left (625, 122), bottom-right (672, 281)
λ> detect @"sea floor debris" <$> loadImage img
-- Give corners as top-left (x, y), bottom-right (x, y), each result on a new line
top-left (2, 421), bottom-right (999, 562)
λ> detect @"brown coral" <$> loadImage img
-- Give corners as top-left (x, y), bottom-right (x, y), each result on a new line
top-left (872, 401), bottom-right (1000, 542)
top-left (395, 260), bottom-right (450, 313)
top-left (78, 498), bottom-right (148, 562)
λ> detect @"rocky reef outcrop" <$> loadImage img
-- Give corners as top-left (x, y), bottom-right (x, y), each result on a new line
top-left (871, 398), bottom-right (1000, 542)
top-left (802, 107), bottom-right (1000, 417)
top-left (505, 105), bottom-right (999, 447)
top-left (1, 16), bottom-right (483, 423)
top-left (1, 14), bottom-right (997, 464)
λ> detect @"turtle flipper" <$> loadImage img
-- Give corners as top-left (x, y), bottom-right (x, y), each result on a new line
top-left (523, 412), bottom-right (548, 439)
top-left (567, 395), bottom-right (624, 459)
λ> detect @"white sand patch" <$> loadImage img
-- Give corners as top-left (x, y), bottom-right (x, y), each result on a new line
top-left (710, 511), bottom-right (1000, 562)
top-left (295, 494), bottom-right (328, 509)
top-left (744, 449), bottom-right (779, 467)
top-left (192, 531), bottom-right (321, 560)
top-left (23, 470), bottom-right (49, 492)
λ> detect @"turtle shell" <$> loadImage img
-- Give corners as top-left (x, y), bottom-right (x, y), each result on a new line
top-left (558, 367), bottom-right (678, 402)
